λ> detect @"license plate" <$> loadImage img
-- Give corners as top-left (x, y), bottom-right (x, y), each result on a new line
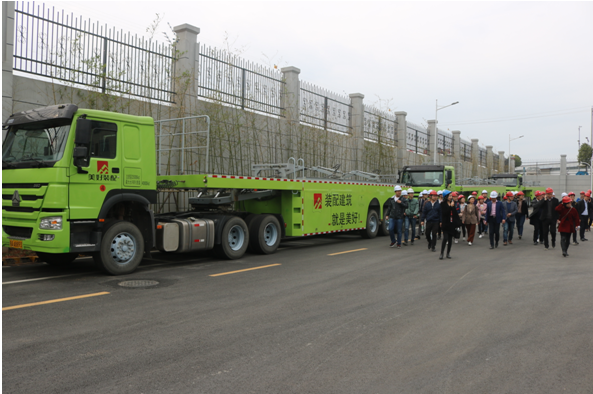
top-left (9, 239), bottom-right (23, 249)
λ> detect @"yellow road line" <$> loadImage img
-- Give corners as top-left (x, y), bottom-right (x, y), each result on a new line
top-left (210, 264), bottom-right (281, 277)
top-left (328, 248), bottom-right (368, 256)
top-left (2, 291), bottom-right (110, 311)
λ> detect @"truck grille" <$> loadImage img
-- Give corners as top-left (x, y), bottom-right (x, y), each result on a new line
top-left (3, 225), bottom-right (33, 239)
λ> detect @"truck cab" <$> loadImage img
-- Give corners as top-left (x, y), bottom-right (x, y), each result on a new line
top-left (2, 104), bottom-right (157, 274)
top-left (399, 165), bottom-right (455, 193)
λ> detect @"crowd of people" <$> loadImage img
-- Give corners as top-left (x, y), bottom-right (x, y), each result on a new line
top-left (384, 186), bottom-right (593, 259)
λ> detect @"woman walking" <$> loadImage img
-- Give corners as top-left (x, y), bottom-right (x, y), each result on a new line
top-left (462, 195), bottom-right (480, 245)
top-left (477, 196), bottom-right (488, 238)
top-left (515, 191), bottom-right (528, 240)
top-left (439, 190), bottom-right (462, 260)
top-left (555, 196), bottom-right (580, 257)
top-left (457, 194), bottom-right (467, 243)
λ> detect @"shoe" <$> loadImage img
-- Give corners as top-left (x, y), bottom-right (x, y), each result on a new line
top-left (563, 252), bottom-right (567, 257)
top-left (566, 253), bottom-right (569, 257)
top-left (462, 237), bottom-right (466, 241)
top-left (428, 244), bottom-right (431, 250)
top-left (552, 244), bottom-right (555, 249)
top-left (438, 235), bottom-right (441, 240)
top-left (503, 242), bottom-right (507, 246)
top-left (397, 245), bottom-right (402, 249)
top-left (534, 242), bottom-right (538, 245)
top-left (479, 234), bottom-right (483, 239)
top-left (490, 245), bottom-right (494, 249)
top-left (509, 240), bottom-right (513, 244)
top-left (495, 242), bottom-right (498, 248)
top-left (545, 247), bottom-right (549, 251)
top-left (402, 242), bottom-right (408, 246)
top-left (411, 241), bottom-right (414, 245)
top-left (519, 235), bottom-right (522, 239)
top-left (390, 242), bottom-right (395, 247)
top-left (446, 254), bottom-right (451, 259)
top-left (573, 241), bottom-right (579, 245)
top-left (432, 248), bottom-right (436, 252)
top-left (454, 239), bottom-right (458, 244)
top-left (581, 238), bottom-right (588, 242)
top-left (439, 253), bottom-right (444, 260)
top-left (468, 242), bottom-right (472, 246)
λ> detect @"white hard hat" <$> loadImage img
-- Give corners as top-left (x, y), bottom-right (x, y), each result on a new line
top-left (490, 191), bottom-right (498, 198)
top-left (401, 190), bottom-right (408, 196)
top-left (428, 189), bottom-right (433, 194)
top-left (423, 190), bottom-right (428, 194)
top-left (394, 185), bottom-right (402, 191)
top-left (561, 192), bottom-right (568, 197)
top-left (482, 190), bottom-right (488, 194)
top-left (437, 190), bottom-right (443, 195)
top-left (407, 188), bottom-right (414, 193)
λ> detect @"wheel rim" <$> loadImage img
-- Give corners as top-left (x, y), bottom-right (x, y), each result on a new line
top-left (369, 215), bottom-right (378, 233)
top-left (110, 232), bottom-right (137, 264)
top-left (263, 222), bottom-right (279, 246)
top-left (228, 225), bottom-right (245, 251)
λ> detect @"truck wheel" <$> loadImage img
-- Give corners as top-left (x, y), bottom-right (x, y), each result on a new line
top-left (36, 252), bottom-right (78, 266)
top-left (214, 216), bottom-right (249, 259)
top-left (362, 210), bottom-right (380, 239)
top-left (377, 214), bottom-right (389, 237)
top-left (249, 214), bottom-right (281, 254)
top-left (95, 221), bottom-right (144, 275)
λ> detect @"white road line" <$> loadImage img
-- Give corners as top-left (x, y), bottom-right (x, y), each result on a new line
top-left (2, 273), bottom-right (85, 285)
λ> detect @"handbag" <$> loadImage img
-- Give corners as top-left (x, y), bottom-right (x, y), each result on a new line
top-left (454, 227), bottom-right (462, 239)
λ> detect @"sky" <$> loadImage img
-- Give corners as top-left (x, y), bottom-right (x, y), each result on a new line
top-left (46, 1), bottom-right (593, 163)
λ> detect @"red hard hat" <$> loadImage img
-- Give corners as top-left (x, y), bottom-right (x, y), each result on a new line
top-left (568, 192), bottom-right (575, 196)
top-left (587, 192), bottom-right (592, 197)
top-left (581, 191), bottom-right (586, 195)
top-left (506, 191), bottom-right (513, 197)
top-left (471, 191), bottom-right (477, 195)
top-left (503, 196), bottom-right (507, 200)
top-left (478, 195), bottom-right (484, 199)
top-left (451, 192), bottom-right (458, 197)
top-left (535, 191), bottom-right (541, 197)
top-left (562, 196), bottom-right (571, 204)
top-left (429, 190), bottom-right (438, 196)
top-left (545, 187), bottom-right (553, 194)
top-left (517, 191), bottom-right (524, 196)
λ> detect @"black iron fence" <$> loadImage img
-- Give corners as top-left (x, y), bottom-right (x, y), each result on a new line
top-left (493, 154), bottom-right (500, 170)
top-left (197, 44), bottom-right (285, 117)
top-left (13, 1), bottom-right (175, 102)
top-left (363, 106), bottom-right (397, 145)
top-left (406, 121), bottom-right (429, 154)
top-left (437, 129), bottom-right (453, 156)
top-left (479, 147), bottom-right (487, 167)
top-left (300, 81), bottom-right (352, 134)
top-left (460, 140), bottom-right (472, 162)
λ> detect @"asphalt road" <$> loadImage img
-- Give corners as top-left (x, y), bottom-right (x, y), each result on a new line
top-left (3, 226), bottom-right (593, 394)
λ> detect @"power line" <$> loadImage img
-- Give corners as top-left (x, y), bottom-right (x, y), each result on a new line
top-left (440, 107), bottom-right (590, 126)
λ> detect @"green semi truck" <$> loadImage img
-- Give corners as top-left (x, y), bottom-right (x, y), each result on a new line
top-left (3, 104), bottom-right (400, 275)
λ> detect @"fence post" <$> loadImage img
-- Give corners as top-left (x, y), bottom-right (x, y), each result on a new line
top-left (280, 66), bottom-right (300, 124)
top-left (498, 151), bottom-right (506, 173)
top-left (486, 146), bottom-right (494, 177)
top-left (394, 111), bottom-right (407, 171)
top-left (349, 93), bottom-right (364, 170)
top-left (101, 37), bottom-right (108, 94)
top-left (2, 1), bottom-right (15, 130)
top-left (427, 120), bottom-right (437, 164)
top-left (173, 24), bottom-right (200, 100)
top-left (471, 139), bottom-right (479, 178)
top-left (560, 154), bottom-right (567, 191)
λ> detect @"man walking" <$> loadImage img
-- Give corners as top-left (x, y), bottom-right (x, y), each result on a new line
top-left (385, 186), bottom-right (408, 248)
top-left (529, 191), bottom-right (544, 245)
top-left (420, 190), bottom-right (441, 252)
top-left (503, 191), bottom-right (518, 245)
top-left (577, 191), bottom-right (591, 242)
top-left (539, 187), bottom-right (559, 250)
top-left (515, 191), bottom-right (528, 240)
top-left (403, 188), bottom-right (419, 246)
top-left (486, 191), bottom-right (506, 249)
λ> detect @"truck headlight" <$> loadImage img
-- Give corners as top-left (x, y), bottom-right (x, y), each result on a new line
top-left (40, 216), bottom-right (62, 230)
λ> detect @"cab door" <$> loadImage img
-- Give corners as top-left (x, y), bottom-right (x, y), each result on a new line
top-left (69, 120), bottom-right (121, 219)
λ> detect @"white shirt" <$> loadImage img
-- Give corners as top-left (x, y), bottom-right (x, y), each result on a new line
top-left (583, 201), bottom-right (589, 216)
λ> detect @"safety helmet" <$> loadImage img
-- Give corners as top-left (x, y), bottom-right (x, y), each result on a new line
top-left (545, 187), bottom-right (553, 194)
top-left (482, 190), bottom-right (488, 194)
top-left (394, 185), bottom-right (402, 191)
top-left (478, 195), bottom-right (484, 199)
top-left (423, 189), bottom-right (428, 194)
top-left (401, 190), bottom-right (408, 196)
top-left (586, 192), bottom-right (592, 197)
top-left (535, 191), bottom-right (541, 197)
top-left (506, 191), bottom-right (513, 197)
top-left (517, 191), bottom-right (524, 196)
top-left (471, 191), bottom-right (477, 195)
top-left (562, 196), bottom-right (571, 204)
top-left (451, 192), bottom-right (459, 197)
top-left (429, 190), bottom-right (438, 196)
top-left (437, 190), bottom-right (443, 195)
top-left (503, 196), bottom-right (507, 200)
top-left (468, 195), bottom-right (476, 200)
top-left (407, 188), bottom-right (414, 194)
top-left (580, 191), bottom-right (585, 195)
top-left (442, 190), bottom-right (452, 198)
top-left (561, 192), bottom-right (568, 198)
top-left (490, 191), bottom-right (498, 198)
top-left (568, 192), bottom-right (574, 196)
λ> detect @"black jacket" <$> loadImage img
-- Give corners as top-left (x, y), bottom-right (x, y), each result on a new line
top-left (517, 200), bottom-right (528, 216)
top-left (529, 198), bottom-right (544, 223)
top-left (441, 201), bottom-right (462, 233)
top-left (539, 197), bottom-right (559, 221)
top-left (576, 199), bottom-right (592, 216)
top-left (385, 196), bottom-right (408, 220)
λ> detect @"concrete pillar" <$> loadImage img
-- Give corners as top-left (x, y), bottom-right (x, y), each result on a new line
top-left (2, 1), bottom-right (15, 133)
top-left (427, 120), bottom-right (437, 164)
top-left (173, 24), bottom-right (200, 99)
top-left (486, 146), bottom-right (493, 177)
top-left (349, 93), bottom-right (365, 170)
top-left (498, 151), bottom-right (505, 173)
top-left (510, 155), bottom-right (516, 173)
top-left (394, 111), bottom-right (407, 171)
top-left (281, 66), bottom-right (300, 124)
top-left (471, 139), bottom-right (479, 178)
top-left (452, 131), bottom-right (461, 162)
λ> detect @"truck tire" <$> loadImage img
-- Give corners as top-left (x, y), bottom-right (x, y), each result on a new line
top-left (94, 221), bottom-right (144, 275)
top-left (362, 210), bottom-right (380, 239)
top-left (248, 214), bottom-right (281, 254)
top-left (37, 252), bottom-right (78, 266)
top-left (377, 216), bottom-right (389, 236)
top-left (214, 216), bottom-right (249, 259)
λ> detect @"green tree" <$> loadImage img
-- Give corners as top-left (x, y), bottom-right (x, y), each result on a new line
top-left (513, 154), bottom-right (522, 167)
top-left (578, 143), bottom-right (592, 166)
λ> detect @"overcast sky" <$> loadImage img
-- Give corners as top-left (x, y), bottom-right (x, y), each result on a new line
top-left (48, 1), bottom-right (593, 163)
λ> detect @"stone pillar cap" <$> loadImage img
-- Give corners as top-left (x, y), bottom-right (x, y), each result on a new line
top-left (452, 130), bottom-right (461, 134)
top-left (427, 120), bottom-right (436, 123)
top-left (393, 111), bottom-right (407, 116)
top-left (281, 66), bottom-right (301, 74)
top-left (349, 93), bottom-right (364, 99)
top-left (173, 24), bottom-right (200, 35)
top-left (471, 138), bottom-right (479, 142)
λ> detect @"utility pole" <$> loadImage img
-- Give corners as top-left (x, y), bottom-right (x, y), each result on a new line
top-left (578, 126), bottom-right (582, 148)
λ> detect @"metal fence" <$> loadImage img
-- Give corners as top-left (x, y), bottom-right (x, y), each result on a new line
top-left (197, 44), bottom-right (285, 117)
top-left (460, 140), bottom-right (472, 162)
top-left (493, 154), bottom-right (500, 170)
top-left (363, 105), bottom-right (396, 145)
top-left (13, 1), bottom-right (175, 102)
top-left (406, 121), bottom-right (429, 154)
top-left (437, 129), bottom-right (453, 156)
top-left (300, 81), bottom-right (352, 134)
top-left (479, 147), bottom-right (487, 167)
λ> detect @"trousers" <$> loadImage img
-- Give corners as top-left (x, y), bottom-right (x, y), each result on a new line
top-left (488, 217), bottom-right (500, 247)
top-left (389, 218), bottom-right (403, 245)
top-left (425, 221), bottom-right (439, 249)
top-left (560, 232), bottom-right (572, 254)
top-left (515, 214), bottom-right (526, 236)
top-left (404, 216), bottom-right (417, 243)
top-left (503, 221), bottom-right (515, 242)
top-left (541, 219), bottom-right (557, 248)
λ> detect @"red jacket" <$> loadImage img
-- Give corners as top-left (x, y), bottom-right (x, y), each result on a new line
top-left (555, 204), bottom-right (580, 233)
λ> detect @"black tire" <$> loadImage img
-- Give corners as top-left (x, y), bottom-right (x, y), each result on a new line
top-left (36, 252), bottom-right (78, 266)
top-left (377, 208), bottom-right (389, 237)
top-left (248, 214), bottom-right (281, 254)
top-left (362, 210), bottom-right (380, 239)
top-left (214, 216), bottom-right (249, 259)
top-left (95, 221), bottom-right (144, 275)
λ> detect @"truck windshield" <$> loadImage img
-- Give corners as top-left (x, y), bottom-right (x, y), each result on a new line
top-left (492, 177), bottom-right (517, 187)
top-left (401, 171), bottom-right (444, 186)
top-left (2, 123), bottom-right (71, 169)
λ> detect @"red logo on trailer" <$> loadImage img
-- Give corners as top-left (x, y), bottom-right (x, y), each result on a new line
top-left (97, 161), bottom-right (109, 174)
top-left (314, 193), bottom-right (322, 209)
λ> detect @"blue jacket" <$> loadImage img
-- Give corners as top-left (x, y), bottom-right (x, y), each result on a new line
top-left (422, 200), bottom-right (441, 223)
top-left (486, 200), bottom-right (507, 224)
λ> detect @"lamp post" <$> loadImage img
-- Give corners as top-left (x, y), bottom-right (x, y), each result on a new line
top-left (434, 100), bottom-right (459, 163)
top-left (509, 134), bottom-right (524, 172)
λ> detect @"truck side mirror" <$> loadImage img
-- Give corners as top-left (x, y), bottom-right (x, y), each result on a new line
top-left (75, 118), bottom-right (92, 144)
top-left (73, 146), bottom-right (88, 158)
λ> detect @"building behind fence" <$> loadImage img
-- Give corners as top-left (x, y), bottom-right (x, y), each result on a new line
top-left (4, 0), bottom-right (528, 212)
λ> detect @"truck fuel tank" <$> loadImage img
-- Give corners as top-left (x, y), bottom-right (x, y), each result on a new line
top-left (156, 217), bottom-right (215, 253)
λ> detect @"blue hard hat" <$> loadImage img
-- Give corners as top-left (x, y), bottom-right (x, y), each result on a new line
top-left (442, 190), bottom-right (452, 197)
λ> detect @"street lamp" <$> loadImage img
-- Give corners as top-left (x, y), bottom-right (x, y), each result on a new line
top-left (434, 100), bottom-right (459, 163)
top-left (509, 134), bottom-right (524, 172)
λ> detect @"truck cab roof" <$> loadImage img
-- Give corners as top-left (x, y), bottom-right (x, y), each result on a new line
top-left (491, 173), bottom-right (518, 178)
top-left (401, 165), bottom-right (445, 172)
